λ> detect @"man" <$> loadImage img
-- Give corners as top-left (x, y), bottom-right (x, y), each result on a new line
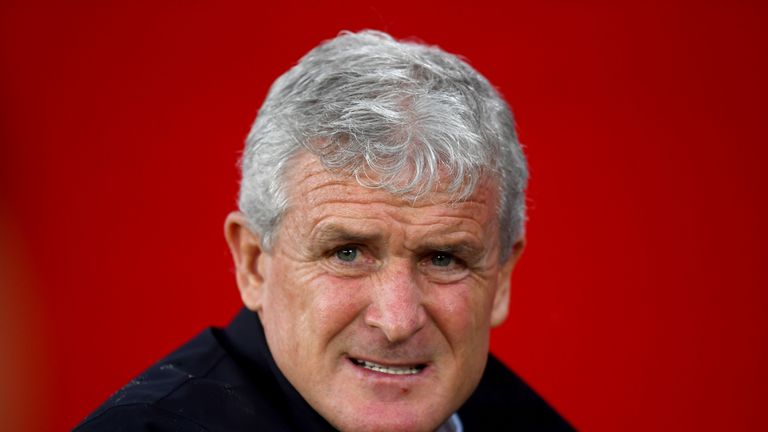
top-left (76, 30), bottom-right (572, 431)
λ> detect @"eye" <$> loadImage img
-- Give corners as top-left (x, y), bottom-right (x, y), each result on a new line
top-left (335, 246), bottom-right (358, 262)
top-left (431, 253), bottom-right (454, 267)
top-left (421, 251), bottom-right (469, 283)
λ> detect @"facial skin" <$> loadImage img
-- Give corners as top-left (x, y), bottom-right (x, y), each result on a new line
top-left (225, 152), bottom-right (524, 432)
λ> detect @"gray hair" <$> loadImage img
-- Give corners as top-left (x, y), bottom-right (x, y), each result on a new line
top-left (239, 30), bottom-right (528, 261)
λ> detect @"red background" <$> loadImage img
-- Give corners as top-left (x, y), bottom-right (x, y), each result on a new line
top-left (2, 1), bottom-right (767, 430)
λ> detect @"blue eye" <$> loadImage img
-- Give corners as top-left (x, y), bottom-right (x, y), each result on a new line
top-left (336, 247), bottom-right (358, 262)
top-left (431, 253), bottom-right (453, 267)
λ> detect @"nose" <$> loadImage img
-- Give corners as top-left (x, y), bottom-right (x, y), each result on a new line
top-left (364, 260), bottom-right (427, 343)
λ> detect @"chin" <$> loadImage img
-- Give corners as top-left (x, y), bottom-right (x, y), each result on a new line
top-left (331, 415), bottom-right (441, 432)
top-left (324, 401), bottom-right (448, 432)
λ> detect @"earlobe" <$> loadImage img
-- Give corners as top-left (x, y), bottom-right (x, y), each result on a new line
top-left (490, 238), bottom-right (525, 327)
top-left (224, 211), bottom-right (267, 312)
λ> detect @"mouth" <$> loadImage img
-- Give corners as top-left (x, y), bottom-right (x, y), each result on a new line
top-left (349, 357), bottom-right (427, 376)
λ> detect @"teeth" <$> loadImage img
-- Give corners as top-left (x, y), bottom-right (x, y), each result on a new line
top-left (355, 359), bottom-right (421, 375)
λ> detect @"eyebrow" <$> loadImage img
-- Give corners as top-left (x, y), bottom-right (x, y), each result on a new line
top-left (310, 223), bottom-right (383, 245)
top-left (308, 222), bottom-right (487, 259)
top-left (414, 240), bottom-right (485, 259)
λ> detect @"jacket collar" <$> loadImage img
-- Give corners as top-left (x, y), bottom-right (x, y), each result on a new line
top-left (223, 307), bottom-right (337, 431)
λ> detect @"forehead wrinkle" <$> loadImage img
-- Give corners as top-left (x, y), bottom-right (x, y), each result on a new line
top-left (299, 185), bottom-right (498, 250)
top-left (308, 219), bottom-right (386, 245)
top-left (410, 236), bottom-right (483, 253)
top-left (283, 153), bottom-right (502, 253)
top-left (289, 153), bottom-right (501, 209)
top-left (282, 152), bottom-right (345, 205)
top-left (303, 199), bottom-right (490, 239)
top-left (390, 208), bottom-right (494, 243)
top-left (400, 209), bottom-right (501, 262)
top-left (403, 228), bottom-right (487, 255)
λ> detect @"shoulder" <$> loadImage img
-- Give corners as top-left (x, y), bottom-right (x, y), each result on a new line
top-left (74, 328), bottom-right (286, 432)
top-left (74, 403), bottom-right (209, 431)
top-left (458, 354), bottom-right (575, 431)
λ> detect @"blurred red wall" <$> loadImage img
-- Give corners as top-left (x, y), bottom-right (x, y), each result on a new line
top-left (2, 1), bottom-right (766, 430)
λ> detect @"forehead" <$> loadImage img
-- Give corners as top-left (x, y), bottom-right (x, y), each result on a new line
top-left (290, 151), bottom-right (498, 201)
top-left (283, 152), bottom-right (499, 216)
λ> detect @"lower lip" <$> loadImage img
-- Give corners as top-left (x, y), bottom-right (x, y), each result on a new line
top-left (346, 358), bottom-right (431, 400)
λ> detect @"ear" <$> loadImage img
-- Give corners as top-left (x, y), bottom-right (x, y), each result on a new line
top-left (224, 211), bottom-right (268, 312)
top-left (490, 238), bottom-right (526, 327)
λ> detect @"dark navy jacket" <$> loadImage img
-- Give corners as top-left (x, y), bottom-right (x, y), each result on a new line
top-left (75, 308), bottom-right (573, 431)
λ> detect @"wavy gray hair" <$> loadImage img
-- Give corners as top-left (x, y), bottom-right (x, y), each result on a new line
top-left (239, 30), bottom-right (528, 261)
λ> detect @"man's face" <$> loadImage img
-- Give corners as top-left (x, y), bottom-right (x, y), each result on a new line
top-left (230, 152), bottom-right (520, 432)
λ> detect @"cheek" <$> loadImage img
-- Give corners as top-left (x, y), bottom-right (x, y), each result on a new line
top-left (309, 276), bottom-right (368, 334)
top-left (259, 259), bottom-right (318, 346)
top-left (427, 283), bottom-right (494, 340)
top-left (265, 257), bottom-right (366, 346)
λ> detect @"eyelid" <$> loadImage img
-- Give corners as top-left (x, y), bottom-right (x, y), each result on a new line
top-left (329, 244), bottom-right (360, 258)
top-left (422, 251), bottom-right (466, 268)
top-left (328, 244), bottom-right (376, 266)
top-left (419, 253), bottom-right (469, 284)
top-left (435, 250), bottom-right (464, 261)
top-left (326, 244), bottom-right (382, 278)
